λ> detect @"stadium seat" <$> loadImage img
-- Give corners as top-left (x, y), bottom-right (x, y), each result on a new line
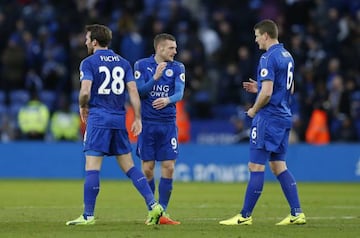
top-left (71, 90), bottom-right (79, 103)
top-left (351, 90), bottom-right (360, 101)
top-left (0, 90), bottom-right (6, 104)
top-left (9, 90), bottom-right (30, 105)
top-left (0, 104), bottom-right (8, 125)
top-left (355, 120), bottom-right (360, 140)
top-left (70, 103), bottom-right (79, 113)
top-left (330, 117), bottom-right (342, 136)
top-left (39, 90), bottom-right (57, 111)
top-left (8, 102), bottom-right (22, 117)
top-left (0, 104), bottom-right (7, 114)
top-left (351, 91), bottom-right (360, 119)
top-left (8, 103), bottom-right (23, 129)
top-left (211, 104), bottom-right (238, 119)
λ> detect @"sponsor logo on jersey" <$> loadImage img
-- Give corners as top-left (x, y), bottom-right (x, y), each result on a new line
top-left (150, 85), bottom-right (170, 97)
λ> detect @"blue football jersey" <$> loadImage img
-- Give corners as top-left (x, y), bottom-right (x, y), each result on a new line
top-left (79, 49), bottom-right (134, 129)
top-left (134, 55), bottom-right (185, 123)
top-left (256, 43), bottom-right (293, 126)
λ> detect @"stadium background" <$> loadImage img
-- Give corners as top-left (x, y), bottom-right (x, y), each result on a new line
top-left (0, 0), bottom-right (359, 181)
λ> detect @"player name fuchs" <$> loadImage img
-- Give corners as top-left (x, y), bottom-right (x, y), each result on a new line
top-left (100, 55), bottom-right (121, 62)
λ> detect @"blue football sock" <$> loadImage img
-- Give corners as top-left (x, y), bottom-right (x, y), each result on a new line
top-left (148, 178), bottom-right (155, 194)
top-left (277, 170), bottom-right (302, 216)
top-left (126, 167), bottom-right (157, 210)
top-left (84, 170), bottom-right (100, 217)
top-left (158, 177), bottom-right (173, 211)
top-left (241, 171), bottom-right (264, 218)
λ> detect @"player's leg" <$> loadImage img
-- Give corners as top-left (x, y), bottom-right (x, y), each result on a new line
top-left (66, 126), bottom-right (106, 226)
top-left (66, 154), bottom-right (103, 225)
top-left (137, 124), bottom-right (156, 194)
top-left (157, 123), bottom-right (178, 211)
top-left (159, 160), bottom-right (175, 211)
top-left (219, 150), bottom-right (267, 225)
top-left (134, 126), bottom-right (164, 224)
top-left (115, 128), bottom-right (157, 210)
top-left (83, 155), bottom-right (103, 217)
top-left (269, 159), bottom-right (306, 225)
top-left (240, 117), bottom-right (270, 218)
top-left (157, 160), bottom-right (180, 224)
top-left (220, 119), bottom-right (268, 225)
top-left (117, 153), bottom-right (158, 209)
top-left (270, 159), bottom-right (302, 213)
top-left (142, 160), bottom-right (156, 194)
top-left (240, 159), bottom-right (266, 217)
top-left (116, 153), bottom-right (163, 225)
top-left (269, 125), bottom-right (305, 225)
top-left (156, 124), bottom-right (180, 225)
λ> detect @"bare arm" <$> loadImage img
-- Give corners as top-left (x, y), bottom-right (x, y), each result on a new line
top-left (127, 81), bottom-right (142, 136)
top-left (247, 80), bottom-right (273, 118)
top-left (79, 79), bottom-right (92, 124)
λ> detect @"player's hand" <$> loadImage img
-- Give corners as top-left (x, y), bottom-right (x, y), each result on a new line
top-left (152, 97), bottom-right (170, 110)
top-left (79, 107), bottom-right (89, 124)
top-left (153, 62), bottom-right (167, 80)
top-left (131, 118), bottom-right (142, 136)
top-left (246, 107), bottom-right (256, 118)
top-left (243, 78), bottom-right (258, 93)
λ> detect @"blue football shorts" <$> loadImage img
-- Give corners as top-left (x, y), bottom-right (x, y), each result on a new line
top-left (84, 126), bottom-right (132, 156)
top-left (249, 115), bottom-right (290, 165)
top-left (136, 122), bottom-right (178, 161)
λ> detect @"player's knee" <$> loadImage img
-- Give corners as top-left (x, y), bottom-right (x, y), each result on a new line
top-left (142, 167), bottom-right (154, 179)
top-left (248, 162), bottom-right (265, 172)
top-left (165, 166), bottom-right (174, 175)
top-left (161, 162), bottom-right (175, 177)
top-left (269, 161), bottom-right (287, 176)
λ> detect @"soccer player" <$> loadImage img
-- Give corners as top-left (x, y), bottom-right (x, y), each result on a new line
top-left (134, 33), bottom-right (185, 225)
top-left (66, 24), bottom-right (163, 226)
top-left (219, 19), bottom-right (306, 225)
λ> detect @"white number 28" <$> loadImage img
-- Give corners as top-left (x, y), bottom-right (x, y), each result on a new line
top-left (98, 66), bottom-right (125, 95)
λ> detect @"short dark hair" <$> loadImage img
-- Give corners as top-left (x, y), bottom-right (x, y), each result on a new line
top-left (254, 19), bottom-right (278, 39)
top-left (153, 33), bottom-right (176, 50)
top-left (85, 24), bottom-right (112, 47)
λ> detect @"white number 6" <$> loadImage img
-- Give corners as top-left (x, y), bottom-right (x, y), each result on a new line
top-left (286, 62), bottom-right (293, 90)
top-left (251, 127), bottom-right (257, 140)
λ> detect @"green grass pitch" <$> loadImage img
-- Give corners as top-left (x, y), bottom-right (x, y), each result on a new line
top-left (0, 180), bottom-right (359, 238)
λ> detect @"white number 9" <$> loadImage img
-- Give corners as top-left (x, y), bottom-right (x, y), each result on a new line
top-left (171, 137), bottom-right (177, 150)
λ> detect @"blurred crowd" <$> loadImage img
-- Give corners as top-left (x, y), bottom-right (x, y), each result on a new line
top-left (0, 0), bottom-right (359, 143)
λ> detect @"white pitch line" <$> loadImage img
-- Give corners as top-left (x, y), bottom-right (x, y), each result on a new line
top-left (0, 216), bottom-right (357, 223)
top-left (190, 216), bottom-right (358, 221)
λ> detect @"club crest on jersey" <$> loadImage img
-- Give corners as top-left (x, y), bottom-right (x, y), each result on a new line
top-left (180, 73), bottom-right (185, 82)
top-left (80, 71), bottom-right (84, 80)
top-left (260, 68), bottom-right (268, 77)
top-left (134, 70), bottom-right (141, 79)
top-left (165, 69), bottom-right (174, 77)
